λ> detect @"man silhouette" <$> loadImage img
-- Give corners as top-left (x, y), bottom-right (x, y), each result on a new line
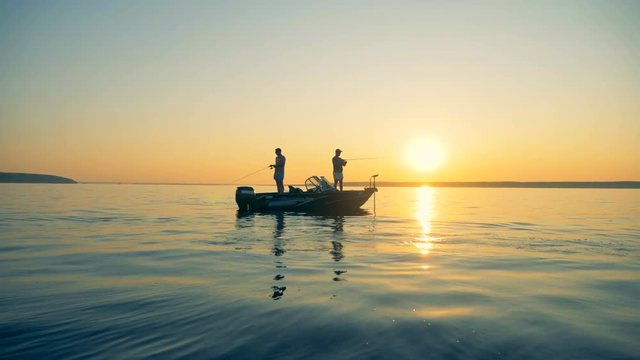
top-left (332, 149), bottom-right (347, 191)
top-left (270, 148), bottom-right (286, 194)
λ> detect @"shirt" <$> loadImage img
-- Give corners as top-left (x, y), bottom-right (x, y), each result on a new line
top-left (332, 156), bottom-right (346, 173)
top-left (274, 155), bottom-right (286, 174)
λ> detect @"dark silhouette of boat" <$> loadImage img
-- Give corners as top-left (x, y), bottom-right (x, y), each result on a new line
top-left (236, 175), bottom-right (377, 213)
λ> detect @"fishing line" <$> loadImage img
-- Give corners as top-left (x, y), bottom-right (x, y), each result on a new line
top-left (230, 166), bottom-right (271, 184)
top-left (344, 157), bottom-right (386, 161)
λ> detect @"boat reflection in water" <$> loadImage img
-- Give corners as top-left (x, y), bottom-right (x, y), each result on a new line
top-left (271, 213), bottom-right (287, 300)
top-left (235, 209), bottom-right (371, 300)
top-left (329, 216), bottom-right (347, 281)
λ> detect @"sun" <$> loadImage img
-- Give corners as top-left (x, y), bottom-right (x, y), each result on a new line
top-left (404, 138), bottom-right (446, 173)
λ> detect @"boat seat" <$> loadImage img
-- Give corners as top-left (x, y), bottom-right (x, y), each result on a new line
top-left (288, 185), bottom-right (303, 194)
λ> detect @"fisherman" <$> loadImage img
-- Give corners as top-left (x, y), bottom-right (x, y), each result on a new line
top-left (269, 148), bottom-right (286, 194)
top-left (332, 148), bottom-right (347, 191)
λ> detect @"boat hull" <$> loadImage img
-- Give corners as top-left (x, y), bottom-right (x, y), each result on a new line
top-left (238, 188), bottom-right (376, 213)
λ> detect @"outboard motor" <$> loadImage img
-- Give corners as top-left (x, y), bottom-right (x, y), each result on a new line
top-left (235, 186), bottom-right (256, 211)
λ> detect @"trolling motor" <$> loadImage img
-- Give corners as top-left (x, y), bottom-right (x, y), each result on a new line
top-left (235, 186), bottom-right (256, 211)
top-left (368, 174), bottom-right (379, 189)
top-left (367, 174), bottom-right (379, 214)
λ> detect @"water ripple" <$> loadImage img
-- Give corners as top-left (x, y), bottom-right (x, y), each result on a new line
top-left (0, 185), bottom-right (638, 359)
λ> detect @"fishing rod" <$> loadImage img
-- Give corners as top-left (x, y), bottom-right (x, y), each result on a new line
top-left (344, 157), bottom-right (385, 161)
top-left (230, 156), bottom-right (382, 184)
top-left (230, 166), bottom-right (271, 184)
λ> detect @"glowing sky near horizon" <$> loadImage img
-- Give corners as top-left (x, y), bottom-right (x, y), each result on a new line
top-left (1, 0), bottom-right (639, 183)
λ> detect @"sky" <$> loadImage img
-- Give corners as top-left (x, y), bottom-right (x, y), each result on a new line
top-left (1, 0), bottom-right (639, 184)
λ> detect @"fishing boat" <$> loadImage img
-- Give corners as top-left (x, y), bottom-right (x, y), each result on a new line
top-left (235, 175), bottom-right (378, 213)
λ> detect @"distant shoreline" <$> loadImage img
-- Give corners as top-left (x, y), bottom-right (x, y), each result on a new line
top-left (0, 172), bottom-right (77, 184)
top-left (71, 181), bottom-right (640, 189)
top-left (345, 181), bottom-right (640, 189)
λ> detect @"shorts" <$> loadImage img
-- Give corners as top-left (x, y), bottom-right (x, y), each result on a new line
top-left (333, 172), bottom-right (343, 181)
top-left (274, 172), bottom-right (284, 181)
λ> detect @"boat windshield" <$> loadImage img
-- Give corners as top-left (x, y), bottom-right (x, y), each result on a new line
top-left (304, 176), bottom-right (336, 193)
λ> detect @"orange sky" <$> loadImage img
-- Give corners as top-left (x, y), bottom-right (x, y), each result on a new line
top-left (1, 1), bottom-right (639, 184)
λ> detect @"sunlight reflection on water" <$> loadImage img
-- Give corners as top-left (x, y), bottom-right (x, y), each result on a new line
top-left (414, 186), bottom-right (439, 257)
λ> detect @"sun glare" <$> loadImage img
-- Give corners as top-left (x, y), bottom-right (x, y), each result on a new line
top-left (404, 138), bottom-right (446, 173)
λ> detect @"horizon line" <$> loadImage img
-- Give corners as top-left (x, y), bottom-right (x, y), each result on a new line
top-left (74, 180), bottom-right (640, 189)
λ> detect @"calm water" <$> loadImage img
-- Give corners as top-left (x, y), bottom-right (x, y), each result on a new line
top-left (1, 184), bottom-right (639, 359)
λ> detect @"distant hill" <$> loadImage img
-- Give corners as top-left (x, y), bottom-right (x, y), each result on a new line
top-left (0, 172), bottom-right (77, 184)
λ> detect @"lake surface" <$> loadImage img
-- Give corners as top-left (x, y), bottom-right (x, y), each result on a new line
top-left (1, 184), bottom-right (639, 359)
